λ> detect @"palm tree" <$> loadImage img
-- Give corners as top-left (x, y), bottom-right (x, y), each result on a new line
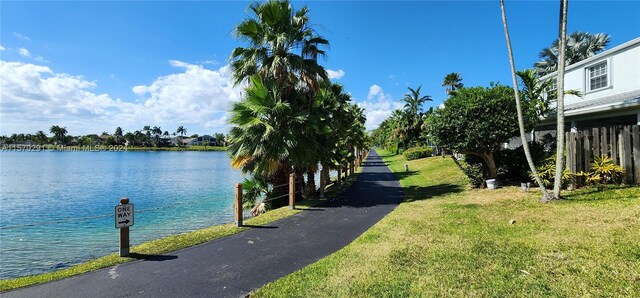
top-left (401, 86), bottom-right (431, 147)
top-left (228, 75), bottom-right (318, 204)
top-left (229, 0), bottom-right (329, 94)
top-left (500, 0), bottom-right (551, 201)
top-left (214, 133), bottom-right (225, 146)
top-left (49, 125), bottom-right (67, 145)
top-left (535, 31), bottom-right (610, 76)
top-left (553, 0), bottom-right (569, 200)
top-left (442, 72), bottom-right (464, 94)
top-left (34, 130), bottom-right (48, 145)
top-left (517, 69), bottom-right (581, 119)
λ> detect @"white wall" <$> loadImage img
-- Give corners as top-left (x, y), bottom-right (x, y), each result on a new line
top-left (543, 38), bottom-right (640, 106)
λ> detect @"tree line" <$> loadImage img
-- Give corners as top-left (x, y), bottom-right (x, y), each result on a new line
top-left (0, 125), bottom-right (229, 147)
top-left (226, 0), bottom-right (368, 211)
top-left (372, 9), bottom-right (609, 202)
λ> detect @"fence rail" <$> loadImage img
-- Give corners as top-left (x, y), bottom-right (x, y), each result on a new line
top-left (565, 124), bottom-right (640, 184)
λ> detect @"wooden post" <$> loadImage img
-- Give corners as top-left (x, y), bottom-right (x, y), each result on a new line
top-left (234, 183), bottom-right (243, 227)
top-left (576, 131), bottom-right (583, 173)
top-left (632, 125), bottom-right (640, 184)
top-left (621, 126), bottom-right (633, 183)
top-left (119, 198), bottom-right (130, 257)
top-left (600, 127), bottom-right (608, 158)
top-left (593, 128), bottom-right (600, 158)
top-left (611, 126), bottom-right (618, 165)
top-left (583, 130), bottom-right (592, 171)
top-left (289, 173), bottom-right (295, 209)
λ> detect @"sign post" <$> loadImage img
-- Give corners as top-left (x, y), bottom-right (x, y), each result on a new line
top-left (115, 197), bottom-right (134, 257)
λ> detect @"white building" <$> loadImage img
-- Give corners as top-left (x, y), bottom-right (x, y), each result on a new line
top-left (539, 37), bottom-right (640, 131)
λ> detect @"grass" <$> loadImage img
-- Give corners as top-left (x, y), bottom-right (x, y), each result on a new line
top-left (253, 149), bottom-right (640, 297)
top-left (0, 168), bottom-right (363, 292)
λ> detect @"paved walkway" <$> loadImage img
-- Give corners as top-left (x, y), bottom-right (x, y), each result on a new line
top-left (4, 150), bottom-right (403, 298)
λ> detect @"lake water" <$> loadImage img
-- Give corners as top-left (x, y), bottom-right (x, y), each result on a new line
top-left (0, 151), bottom-right (245, 279)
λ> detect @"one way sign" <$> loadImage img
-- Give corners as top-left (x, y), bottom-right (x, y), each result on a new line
top-left (115, 204), bottom-right (135, 228)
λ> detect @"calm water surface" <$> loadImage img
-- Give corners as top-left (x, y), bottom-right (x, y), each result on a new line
top-left (0, 151), bottom-right (244, 279)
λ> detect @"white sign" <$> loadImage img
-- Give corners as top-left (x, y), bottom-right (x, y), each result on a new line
top-left (115, 204), bottom-right (134, 228)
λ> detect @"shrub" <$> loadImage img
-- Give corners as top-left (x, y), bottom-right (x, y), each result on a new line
top-left (495, 141), bottom-right (547, 183)
top-left (462, 162), bottom-right (486, 188)
top-left (576, 156), bottom-right (624, 186)
top-left (532, 155), bottom-right (572, 188)
top-left (403, 146), bottom-right (433, 160)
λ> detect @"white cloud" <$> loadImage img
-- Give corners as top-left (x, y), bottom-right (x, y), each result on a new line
top-left (367, 84), bottom-right (382, 100)
top-left (358, 84), bottom-right (401, 131)
top-left (0, 45), bottom-right (5, 51)
top-left (132, 60), bottom-right (242, 129)
top-left (326, 69), bottom-right (345, 80)
top-left (0, 60), bottom-right (242, 135)
top-left (13, 32), bottom-right (31, 41)
top-left (18, 48), bottom-right (31, 57)
top-left (34, 56), bottom-right (49, 63)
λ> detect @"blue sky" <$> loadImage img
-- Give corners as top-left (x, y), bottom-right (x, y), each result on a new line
top-left (1, 1), bottom-right (639, 135)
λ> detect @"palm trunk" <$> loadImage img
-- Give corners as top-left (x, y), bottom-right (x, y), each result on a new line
top-left (270, 162), bottom-right (291, 208)
top-left (553, 0), bottom-right (569, 200)
top-left (500, 0), bottom-right (551, 201)
top-left (306, 170), bottom-right (316, 196)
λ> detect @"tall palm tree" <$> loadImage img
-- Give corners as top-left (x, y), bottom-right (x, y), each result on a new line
top-left (34, 130), bottom-right (48, 145)
top-left (229, 0), bottom-right (329, 94)
top-left (401, 86), bottom-right (431, 147)
top-left (442, 72), bottom-right (464, 94)
top-left (535, 31), bottom-right (610, 76)
top-left (553, 0), bottom-right (569, 200)
top-left (49, 125), bottom-right (67, 145)
top-left (500, 0), bottom-right (551, 201)
top-left (228, 75), bottom-right (319, 204)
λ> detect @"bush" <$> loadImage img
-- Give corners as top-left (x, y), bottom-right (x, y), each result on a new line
top-left (462, 162), bottom-right (486, 188)
top-left (403, 146), bottom-right (433, 160)
top-left (576, 156), bottom-right (624, 186)
top-left (495, 142), bottom-right (547, 183)
top-left (532, 155), bottom-right (572, 188)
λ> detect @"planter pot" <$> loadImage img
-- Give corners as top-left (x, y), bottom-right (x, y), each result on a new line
top-left (486, 179), bottom-right (497, 190)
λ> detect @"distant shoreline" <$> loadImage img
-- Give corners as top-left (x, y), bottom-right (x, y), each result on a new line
top-left (0, 144), bottom-right (227, 152)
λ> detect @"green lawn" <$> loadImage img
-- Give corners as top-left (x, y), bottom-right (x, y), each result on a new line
top-left (254, 149), bottom-right (640, 297)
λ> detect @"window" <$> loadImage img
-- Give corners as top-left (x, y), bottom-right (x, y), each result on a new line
top-left (587, 61), bottom-right (608, 91)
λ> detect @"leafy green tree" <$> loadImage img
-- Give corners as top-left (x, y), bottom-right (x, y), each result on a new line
top-left (442, 72), bottom-right (464, 94)
top-left (535, 31), bottom-right (610, 76)
top-left (428, 85), bottom-right (536, 179)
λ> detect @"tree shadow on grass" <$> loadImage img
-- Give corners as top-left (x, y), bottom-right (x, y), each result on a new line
top-left (402, 183), bottom-right (465, 202)
top-left (560, 185), bottom-right (639, 202)
top-left (392, 170), bottom-right (420, 181)
top-left (128, 253), bottom-right (178, 262)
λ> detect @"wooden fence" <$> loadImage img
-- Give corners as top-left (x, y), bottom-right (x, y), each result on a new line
top-left (565, 124), bottom-right (640, 184)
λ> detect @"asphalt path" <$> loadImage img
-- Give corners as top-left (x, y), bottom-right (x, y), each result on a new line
top-left (3, 150), bottom-right (403, 298)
